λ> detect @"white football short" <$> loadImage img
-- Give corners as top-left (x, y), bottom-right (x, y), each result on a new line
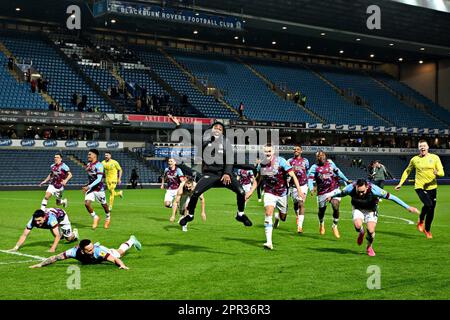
top-left (264, 192), bottom-right (288, 214)
top-left (46, 185), bottom-right (64, 200)
top-left (85, 190), bottom-right (107, 205)
top-left (352, 208), bottom-right (378, 224)
top-left (164, 189), bottom-right (178, 203)
top-left (317, 189), bottom-right (341, 208)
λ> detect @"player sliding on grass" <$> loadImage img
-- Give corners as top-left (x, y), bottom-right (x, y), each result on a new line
top-left (82, 149), bottom-right (111, 229)
top-left (328, 179), bottom-right (419, 256)
top-left (246, 144), bottom-right (305, 250)
top-left (30, 236), bottom-right (141, 269)
top-left (10, 208), bottom-right (78, 253)
top-left (308, 151), bottom-right (349, 238)
top-left (170, 177), bottom-right (206, 231)
top-left (39, 152), bottom-right (72, 210)
top-left (161, 158), bottom-right (185, 208)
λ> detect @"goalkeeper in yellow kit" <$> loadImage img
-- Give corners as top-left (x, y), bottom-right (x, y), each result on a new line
top-left (395, 140), bottom-right (444, 239)
top-left (102, 152), bottom-right (124, 212)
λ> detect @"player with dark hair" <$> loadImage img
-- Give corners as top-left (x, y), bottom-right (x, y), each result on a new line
top-left (10, 208), bottom-right (78, 253)
top-left (329, 179), bottom-right (419, 256)
top-left (82, 149), bottom-right (110, 229)
top-left (161, 158), bottom-right (185, 208)
top-left (247, 144), bottom-right (305, 250)
top-left (178, 121), bottom-right (253, 228)
top-left (170, 177), bottom-right (206, 232)
top-left (308, 151), bottom-right (349, 238)
top-left (30, 236), bottom-right (141, 269)
top-left (39, 152), bottom-right (72, 210)
top-left (287, 145), bottom-right (310, 233)
top-left (395, 139), bottom-right (444, 238)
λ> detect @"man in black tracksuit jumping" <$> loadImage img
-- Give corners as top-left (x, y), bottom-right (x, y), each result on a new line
top-left (178, 120), bottom-right (253, 227)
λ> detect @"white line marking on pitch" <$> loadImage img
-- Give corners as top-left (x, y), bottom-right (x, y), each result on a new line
top-left (378, 215), bottom-right (414, 225)
top-left (0, 259), bottom-right (37, 265)
top-left (0, 249), bottom-right (47, 261)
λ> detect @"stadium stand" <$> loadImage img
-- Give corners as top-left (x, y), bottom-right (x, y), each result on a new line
top-left (133, 46), bottom-right (239, 119)
top-left (0, 33), bottom-right (114, 112)
top-left (0, 149), bottom-right (161, 186)
top-left (314, 64), bottom-right (447, 129)
top-left (246, 58), bottom-right (388, 126)
top-left (0, 51), bottom-right (48, 110)
top-left (371, 71), bottom-right (450, 126)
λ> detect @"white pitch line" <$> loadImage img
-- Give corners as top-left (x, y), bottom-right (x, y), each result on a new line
top-left (0, 259), bottom-right (37, 265)
top-left (0, 249), bottom-right (47, 261)
top-left (379, 214), bottom-right (414, 225)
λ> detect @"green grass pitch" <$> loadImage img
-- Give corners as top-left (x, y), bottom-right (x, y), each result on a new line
top-left (0, 186), bottom-right (449, 300)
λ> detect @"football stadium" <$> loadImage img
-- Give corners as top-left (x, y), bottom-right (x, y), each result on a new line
top-left (0, 0), bottom-right (450, 306)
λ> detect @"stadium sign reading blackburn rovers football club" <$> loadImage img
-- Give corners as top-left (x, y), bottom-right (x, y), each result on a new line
top-left (107, 0), bottom-right (244, 30)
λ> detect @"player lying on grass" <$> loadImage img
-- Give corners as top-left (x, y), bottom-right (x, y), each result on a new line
top-left (170, 177), bottom-right (206, 232)
top-left (10, 208), bottom-right (78, 253)
top-left (30, 236), bottom-right (141, 269)
top-left (327, 179), bottom-right (419, 256)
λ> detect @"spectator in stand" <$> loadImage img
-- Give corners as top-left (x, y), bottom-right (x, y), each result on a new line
top-left (77, 101), bottom-right (85, 112)
top-left (72, 93), bottom-right (79, 109)
top-left (239, 102), bottom-right (244, 119)
top-left (8, 56), bottom-right (14, 70)
top-left (37, 78), bottom-right (43, 93)
top-left (136, 98), bottom-right (142, 114)
top-left (31, 79), bottom-right (37, 93)
top-left (42, 79), bottom-right (49, 93)
top-left (48, 103), bottom-right (55, 111)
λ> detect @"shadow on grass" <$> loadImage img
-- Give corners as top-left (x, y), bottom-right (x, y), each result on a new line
top-left (163, 225), bottom-right (181, 232)
top-left (299, 233), bottom-right (341, 243)
top-left (222, 236), bottom-right (264, 248)
top-left (154, 242), bottom-right (234, 256)
top-left (305, 247), bottom-right (362, 255)
top-left (146, 216), bottom-right (171, 223)
top-left (376, 230), bottom-right (417, 239)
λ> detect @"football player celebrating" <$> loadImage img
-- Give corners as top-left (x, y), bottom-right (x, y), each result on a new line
top-left (161, 158), bottom-right (185, 208)
top-left (30, 236), bottom-right (141, 269)
top-left (329, 179), bottom-right (419, 256)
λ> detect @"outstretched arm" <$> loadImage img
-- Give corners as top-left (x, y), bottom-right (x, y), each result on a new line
top-left (396, 159), bottom-right (414, 190)
top-left (30, 252), bottom-right (68, 268)
top-left (106, 254), bottom-right (129, 270)
top-left (372, 184), bottom-right (419, 214)
top-left (11, 228), bottom-right (32, 251)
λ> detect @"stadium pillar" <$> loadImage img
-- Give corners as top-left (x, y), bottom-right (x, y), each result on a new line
top-left (16, 124), bottom-right (25, 138)
top-left (105, 127), bottom-right (111, 140)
